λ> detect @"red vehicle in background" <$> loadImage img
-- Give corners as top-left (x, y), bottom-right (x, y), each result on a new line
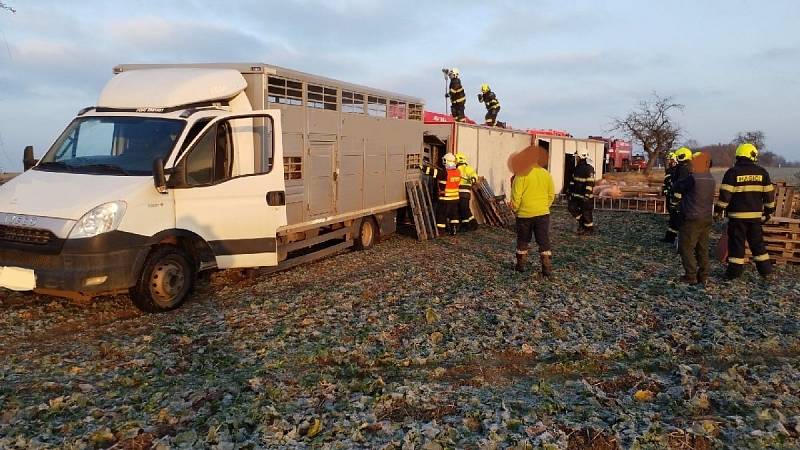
top-left (629, 155), bottom-right (648, 171)
top-left (589, 136), bottom-right (634, 172)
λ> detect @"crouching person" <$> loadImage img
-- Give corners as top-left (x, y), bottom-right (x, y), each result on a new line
top-left (674, 152), bottom-right (715, 284)
top-left (511, 146), bottom-right (555, 277)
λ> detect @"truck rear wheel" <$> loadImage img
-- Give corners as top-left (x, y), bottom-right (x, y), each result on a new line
top-left (130, 246), bottom-right (194, 313)
top-left (354, 217), bottom-right (379, 250)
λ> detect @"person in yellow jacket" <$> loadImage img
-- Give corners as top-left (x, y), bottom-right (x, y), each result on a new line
top-left (455, 152), bottom-right (478, 231)
top-left (511, 158), bottom-right (555, 277)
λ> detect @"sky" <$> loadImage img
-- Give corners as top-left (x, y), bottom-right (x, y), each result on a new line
top-left (0, 0), bottom-right (799, 171)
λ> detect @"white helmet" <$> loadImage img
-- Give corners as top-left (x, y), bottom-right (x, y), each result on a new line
top-left (443, 153), bottom-right (457, 167)
top-left (449, 68), bottom-right (460, 78)
top-left (577, 149), bottom-right (589, 159)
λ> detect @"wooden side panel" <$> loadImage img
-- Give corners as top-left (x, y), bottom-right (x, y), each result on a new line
top-left (308, 142), bottom-right (334, 217)
top-left (338, 136), bottom-right (364, 214)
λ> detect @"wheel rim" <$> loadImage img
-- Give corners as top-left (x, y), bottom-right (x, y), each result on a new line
top-left (361, 221), bottom-right (374, 246)
top-left (149, 257), bottom-right (186, 307)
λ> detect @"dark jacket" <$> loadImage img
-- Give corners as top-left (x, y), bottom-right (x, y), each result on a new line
top-left (480, 90), bottom-right (500, 110)
top-left (716, 158), bottom-right (775, 220)
top-left (569, 160), bottom-right (595, 201)
top-left (674, 172), bottom-right (716, 221)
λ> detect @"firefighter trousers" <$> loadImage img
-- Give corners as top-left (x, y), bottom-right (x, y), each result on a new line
top-left (665, 209), bottom-right (682, 240)
top-left (435, 199), bottom-right (460, 234)
top-left (451, 103), bottom-right (465, 122)
top-left (485, 107), bottom-right (500, 126)
top-left (727, 219), bottom-right (773, 277)
top-left (458, 191), bottom-right (477, 230)
top-left (567, 197), bottom-right (594, 230)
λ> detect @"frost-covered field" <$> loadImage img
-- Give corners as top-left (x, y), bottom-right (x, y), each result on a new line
top-left (1, 210), bottom-right (799, 449)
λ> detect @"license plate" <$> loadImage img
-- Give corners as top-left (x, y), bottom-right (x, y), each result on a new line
top-left (0, 266), bottom-right (36, 291)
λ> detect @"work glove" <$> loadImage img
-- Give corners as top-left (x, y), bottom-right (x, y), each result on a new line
top-left (761, 213), bottom-right (771, 224)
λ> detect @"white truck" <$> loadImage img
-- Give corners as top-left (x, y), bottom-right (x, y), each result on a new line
top-left (0, 63), bottom-right (425, 312)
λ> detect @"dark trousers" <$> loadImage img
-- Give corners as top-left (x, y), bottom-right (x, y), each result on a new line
top-left (679, 218), bottom-right (711, 280)
top-left (727, 219), bottom-right (773, 276)
top-left (451, 103), bottom-right (465, 122)
top-left (516, 215), bottom-right (551, 254)
top-left (435, 199), bottom-right (459, 233)
top-left (666, 209), bottom-right (682, 239)
top-left (567, 198), bottom-right (594, 229)
top-left (485, 107), bottom-right (500, 126)
top-left (458, 191), bottom-right (477, 230)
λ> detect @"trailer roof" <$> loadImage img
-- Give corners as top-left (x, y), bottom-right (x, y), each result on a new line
top-left (114, 63), bottom-right (425, 105)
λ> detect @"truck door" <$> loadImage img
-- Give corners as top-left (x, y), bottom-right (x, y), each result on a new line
top-left (307, 141), bottom-right (334, 217)
top-left (172, 111), bottom-right (286, 269)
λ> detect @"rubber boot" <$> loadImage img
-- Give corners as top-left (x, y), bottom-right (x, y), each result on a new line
top-left (661, 230), bottom-right (676, 244)
top-left (724, 264), bottom-right (743, 281)
top-left (540, 253), bottom-right (553, 278)
top-left (515, 252), bottom-right (528, 272)
top-left (756, 261), bottom-right (773, 280)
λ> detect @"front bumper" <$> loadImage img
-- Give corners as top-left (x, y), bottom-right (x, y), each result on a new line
top-left (0, 231), bottom-right (150, 294)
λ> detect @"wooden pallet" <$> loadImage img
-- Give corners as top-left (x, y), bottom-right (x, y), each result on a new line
top-left (761, 217), bottom-right (800, 265)
top-left (405, 179), bottom-right (438, 240)
top-left (773, 182), bottom-right (799, 219)
top-left (472, 178), bottom-right (514, 228)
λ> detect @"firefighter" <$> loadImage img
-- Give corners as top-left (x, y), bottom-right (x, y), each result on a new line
top-left (715, 143), bottom-right (775, 280)
top-left (660, 151), bottom-right (676, 241)
top-left (511, 147), bottom-right (555, 277)
top-left (455, 152), bottom-right (478, 231)
top-left (419, 159), bottom-right (439, 205)
top-left (662, 147), bottom-right (693, 243)
top-left (445, 68), bottom-right (466, 122)
top-left (436, 153), bottom-right (462, 235)
top-left (567, 150), bottom-right (595, 234)
top-left (478, 83), bottom-right (501, 127)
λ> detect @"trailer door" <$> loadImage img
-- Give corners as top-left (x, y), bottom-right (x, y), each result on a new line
top-left (308, 141), bottom-right (334, 217)
top-left (173, 110), bottom-right (286, 269)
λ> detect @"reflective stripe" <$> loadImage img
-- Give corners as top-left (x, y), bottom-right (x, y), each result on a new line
top-left (452, 97), bottom-right (466, 104)
top-left (458, 189), bottom-right (472, 193)
top-left (450, 87), bottom-right (464, 94)
top-left (449, 220), bottom-right (460, 224)
top-left (728, 257), bottom-right (746, 264)
top-left (668, 227), bottom-right (678, 233)
top-left (438, 180), bottom-right (446, 184)
top-left (573, 176), bottom-right (592, 182)
top-left (575, 214), bottom-right (582, 220)
top-left (584, 222), bottom-right (594, 227)
top-left (461, 216), bottom-right (475, 223)
top-left (716, 201), bottom-right (729, 208)
top-left (540, 250), bottom-right (552, 256)
top-left (753, 253), bottom-right (771, 262)
top-left (720, 184), bottom-right (771, 193)
top-left (764, 201), bottom-right (776, 208)
top-left (585, 186), bottom-right (593, 191)
top-left (436, 224), bottom-right (446, 228)
top-left (673, 192), bottom-right (683, 199)
top-left (516, 249), bottom-right (529, 255)
top-left (728, 211), bottom-right (763, 219)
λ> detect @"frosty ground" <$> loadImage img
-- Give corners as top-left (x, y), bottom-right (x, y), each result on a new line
top-left (1, 209), bottom-right (799, 449)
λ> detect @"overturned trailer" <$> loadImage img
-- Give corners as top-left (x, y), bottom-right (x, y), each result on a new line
top-left (423, 118), bottom-right (604, 198)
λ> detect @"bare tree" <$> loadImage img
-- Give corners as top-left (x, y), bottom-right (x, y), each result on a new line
top-left (732, 130), bottom-right (766, 150)
top-left (611, 93), bottom-right (683, 173)
top-left (0, 2), bottom-right (15, 13)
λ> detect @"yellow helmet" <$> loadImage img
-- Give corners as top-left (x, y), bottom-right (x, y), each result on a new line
top-left (455, 152), bottom-right (467, 164)
top-left (735, 143), bottom-right (758, 161)
top-left (692, 151), bottom-right (702, 158)
top-left (666, 151), bottom-right (676, 162)
top-left (481, 83), bottom-right (490, 93)
top-left (674, 147), bottom-right (693, 162)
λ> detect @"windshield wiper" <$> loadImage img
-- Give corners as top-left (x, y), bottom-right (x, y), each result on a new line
top-left (34, 161), bottom-right (74, 172)
top-left (76, 163), bottom-right (133, 175)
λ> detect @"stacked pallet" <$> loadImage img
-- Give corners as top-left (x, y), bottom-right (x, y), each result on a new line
top-left (762, 218), bottom-right (800, 265)
top-left (405, 179), bottom-right (438, 240)
top-left (472, 177), bottom-right (514, 229)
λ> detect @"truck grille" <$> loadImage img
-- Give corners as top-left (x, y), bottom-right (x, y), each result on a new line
top-left (0, 224), bottom-right (56, 245)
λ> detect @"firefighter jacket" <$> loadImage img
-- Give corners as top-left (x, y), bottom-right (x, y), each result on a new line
top-left (662, 165), bottom-right (675, 197)
top-left (511, 167), bottom-right (555, 218)
top-left (716, 158), bottom-right (775, 220)
top-left (437, 167), bottom-right (461, 201)
top-left (480, 90), bottom-right (500, 110)
top-left (457, 163), bottom-right (478, 193)
top-left (569, 160), bottom-right (595, 201)
top-left (669, 162), bottom-right (691, 208)
top-left (449, 77), bottom-right (466, 105)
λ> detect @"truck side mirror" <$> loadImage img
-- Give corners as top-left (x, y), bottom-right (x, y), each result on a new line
top-left (153, 157), bottom-right (168, 194)
top-left (23, 146), bottom-right (38, 171)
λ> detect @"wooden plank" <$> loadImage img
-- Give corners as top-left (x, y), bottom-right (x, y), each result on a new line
top-left (419, 181), bottom-right (438, 238)
top-left (405, 180), bottom-right (427, 241)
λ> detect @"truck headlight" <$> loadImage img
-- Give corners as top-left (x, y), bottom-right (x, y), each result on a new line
top-left (69, 201), bottom-right (127, 239)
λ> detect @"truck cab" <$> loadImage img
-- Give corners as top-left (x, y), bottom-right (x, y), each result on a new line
top-left (0, 68), bottom-right (287, 311)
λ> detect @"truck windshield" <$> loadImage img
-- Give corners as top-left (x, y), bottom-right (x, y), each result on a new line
top-left (36, 117), bottom-right (186, 176)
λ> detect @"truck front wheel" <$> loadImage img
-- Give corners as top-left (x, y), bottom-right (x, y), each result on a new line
top-left (130, 246), bottom-right (194, 313)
